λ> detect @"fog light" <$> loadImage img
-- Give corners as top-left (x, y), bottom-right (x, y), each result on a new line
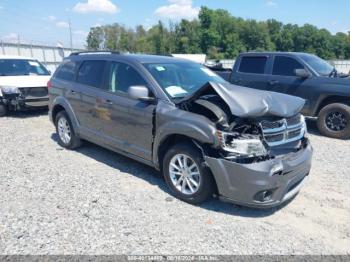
top-left (254, 189), bottom-right (274, 202)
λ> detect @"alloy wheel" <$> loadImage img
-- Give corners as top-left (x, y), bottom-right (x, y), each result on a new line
top-left (169, 154), bottom-right (201, 195)
top-left (58, 117), bottom-right (72, 144)
top-left (326, 111), bottom-right (347, 131)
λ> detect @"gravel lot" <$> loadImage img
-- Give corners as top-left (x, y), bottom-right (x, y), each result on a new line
top-left (0, 110), bottom-right (349, 255)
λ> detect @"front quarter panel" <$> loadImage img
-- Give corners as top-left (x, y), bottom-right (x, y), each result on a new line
top-left (153, 100), bottom-right (218, 166)
top-left (309, 78), bottom-right (350, 115)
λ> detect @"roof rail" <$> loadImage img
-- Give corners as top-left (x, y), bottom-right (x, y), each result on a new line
top-left (69, 50), bottom-right (121, 56)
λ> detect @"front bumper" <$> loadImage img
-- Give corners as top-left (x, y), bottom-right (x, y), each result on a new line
top-left (0, 95), bottom-right (49, 110)
top-left (205, 140), bottom-right (313, 208)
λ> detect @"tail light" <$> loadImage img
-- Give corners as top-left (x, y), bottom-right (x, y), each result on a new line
top-left (47, 81), bottom-right (53, 89)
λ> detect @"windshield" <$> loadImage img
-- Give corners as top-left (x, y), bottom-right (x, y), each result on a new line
top-left (299, 54), bottom-right (334, 76)
top-left (144, 62), bottom-right (226, 99)
top-left (0, 59), bottom-right (50, 76)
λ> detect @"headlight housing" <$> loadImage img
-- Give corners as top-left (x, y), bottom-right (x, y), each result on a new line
top-left (217, 131), bottom-right (267, 157)
top-left (1, 86), bottom-right (20, 94)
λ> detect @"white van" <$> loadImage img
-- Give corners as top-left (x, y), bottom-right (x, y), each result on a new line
top-left (0, 55), bottom-right (51, 116)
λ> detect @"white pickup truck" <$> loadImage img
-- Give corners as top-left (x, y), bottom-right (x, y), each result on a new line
top-left (0, 55), bottom-right (51, 116)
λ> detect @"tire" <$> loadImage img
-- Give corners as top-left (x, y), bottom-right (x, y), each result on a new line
top-left (55, 111), bottom-right (82, 149)
top-left (317, 103), bottom-right (350, 139)
top-left (162, 143), bottom-right (215, 205)
top-left (0, 104), bottom-right (7, 117)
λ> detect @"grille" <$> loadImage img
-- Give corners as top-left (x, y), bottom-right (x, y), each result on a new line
top-left (287, 114), bottom-right (301, 126)
top-left (265, 133), bottom-right (284, 143)
top-left (260, 115), bottom-right (305, 146)
top-left (261, 120), bottom-right (284, 130)
top-left (19, 87), bottom-right (48, 98)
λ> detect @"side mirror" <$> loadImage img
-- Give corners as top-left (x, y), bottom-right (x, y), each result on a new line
top-left (128, 85), bottom-right (155, 102)
top-left (295, 69), bottom-right (311, 79)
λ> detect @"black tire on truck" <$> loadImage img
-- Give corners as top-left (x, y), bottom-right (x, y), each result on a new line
top-left (317, 103), bottom-right (350, 139)
top-left (0, 104), bottom-right (7, 117)
top-left (163, 143), bottom-right (215, 204)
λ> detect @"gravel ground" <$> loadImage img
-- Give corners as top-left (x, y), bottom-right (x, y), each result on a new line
top-left (0, 110), bottom-right (349, 255)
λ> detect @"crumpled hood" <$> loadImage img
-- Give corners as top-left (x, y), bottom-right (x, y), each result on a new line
top-left (0, 75), bottom-right (50, 88)
top-left (180, 82), bottom-right (305, 118)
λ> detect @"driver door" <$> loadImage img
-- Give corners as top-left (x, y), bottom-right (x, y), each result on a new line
top-left (100, 61), bottom-right (156, 161)
top-left (267, 55), bottom-right (314, 114)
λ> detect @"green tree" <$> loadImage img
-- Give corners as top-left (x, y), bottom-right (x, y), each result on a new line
top-left (86, 26), bottom-right (104, 50)
top-left (86, 6), bottom-right (350, 60)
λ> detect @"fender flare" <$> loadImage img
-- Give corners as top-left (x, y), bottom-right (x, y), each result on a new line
top-left (51, 96), bottom-right (80, 133)
top-left (152, 120), bottom-right (217, 167)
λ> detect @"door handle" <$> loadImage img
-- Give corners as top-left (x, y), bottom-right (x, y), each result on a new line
top-left (104, 99), bottom-right (113, 105)
top-left (269, 80), bottom-right (279, 86)
top-left (70, 90), bottom-right (77, 94)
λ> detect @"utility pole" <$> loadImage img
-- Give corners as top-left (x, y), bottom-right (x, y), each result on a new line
top-left (17, 34), bottom-right (21, 56)
top-left (69, 20), bottom-right (73, 51)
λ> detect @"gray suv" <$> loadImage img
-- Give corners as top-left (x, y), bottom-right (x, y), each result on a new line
top-left (49, 51), bottom-right (313, 208)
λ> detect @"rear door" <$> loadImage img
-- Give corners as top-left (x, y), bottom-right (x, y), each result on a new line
top-left (74, 60), bottom-right (108, 134)
top-left (54, 60), bottom-right (81, 118)
top-left (230, 55), bottom-right (270, 90)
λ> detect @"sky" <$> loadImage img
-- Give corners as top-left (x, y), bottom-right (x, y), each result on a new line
top-left (0, 0), bottom-right (349, 48)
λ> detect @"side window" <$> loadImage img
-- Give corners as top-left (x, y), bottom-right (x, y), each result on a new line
top-left (77, 60), bottom-right (106, 89)
top-left (55, 61), bottom-right (77, 81)
top-left (108, 62), bottom-right (147, 94)
top-left (239, 56), bottom-right (267, 74)
top-left (273, 56), bottom-right (304, 76)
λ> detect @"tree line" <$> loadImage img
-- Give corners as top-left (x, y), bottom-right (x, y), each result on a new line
top-left (86, 6), bottom-right (350, 60)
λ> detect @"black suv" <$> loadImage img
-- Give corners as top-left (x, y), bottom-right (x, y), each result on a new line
top-left (225, 52), bottom-right (350, 139)
top-left (48, 51), bottom-right (312, 208)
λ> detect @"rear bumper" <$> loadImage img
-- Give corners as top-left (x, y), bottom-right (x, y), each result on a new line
top-left (206, 140), bottom-right (313, 208)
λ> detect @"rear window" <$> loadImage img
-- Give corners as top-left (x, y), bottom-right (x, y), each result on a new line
top-left (77, 60), bottom-right (106, 88)
top-left (55, 61), bottom-right (77, 81)
top-left (239, 56), bottom-right (267, 74)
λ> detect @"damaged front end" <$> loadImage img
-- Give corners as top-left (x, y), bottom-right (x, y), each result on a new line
top-left (0, 86), bottom-right (22, 111)
top-left (176, 82), bottom-right (312, 207)
top-left (177, 82), bottom-right (307, 163)
top-left (0, 85), bottom-right (48, 112)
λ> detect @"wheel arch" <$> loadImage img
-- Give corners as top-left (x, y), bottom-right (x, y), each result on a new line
top-left (51, 104), bottom-right (65, 122)
top-left (155, 134), bottom-right (219, 194)
top-left (315, 95), bottom-right (350, 116)
top-left (50, 97), bottom-right (80, 132)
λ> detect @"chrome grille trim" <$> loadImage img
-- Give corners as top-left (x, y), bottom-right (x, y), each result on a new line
top-left (260, 115), bottom-right (305, 147)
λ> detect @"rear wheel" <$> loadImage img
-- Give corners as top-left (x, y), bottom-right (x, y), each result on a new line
top-left (317, 103), bottom-right (350, 139)
top-left (0, 104), bottom-right (7, 117)
top-left (163, 143), bottom-right (215, 204)
top-left (55, 111), bottom-right (82, 149)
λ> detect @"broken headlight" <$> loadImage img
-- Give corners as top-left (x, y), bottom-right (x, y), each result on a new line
top-left (217, 131), bottom-right (267, 157)
top-left (0, 86), bottom-right (20, 95)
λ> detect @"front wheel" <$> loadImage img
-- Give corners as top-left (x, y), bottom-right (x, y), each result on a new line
top-left (163, 143), bottom-right (215, 204)
top-left (317, 103), bottom-right (350, 139)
